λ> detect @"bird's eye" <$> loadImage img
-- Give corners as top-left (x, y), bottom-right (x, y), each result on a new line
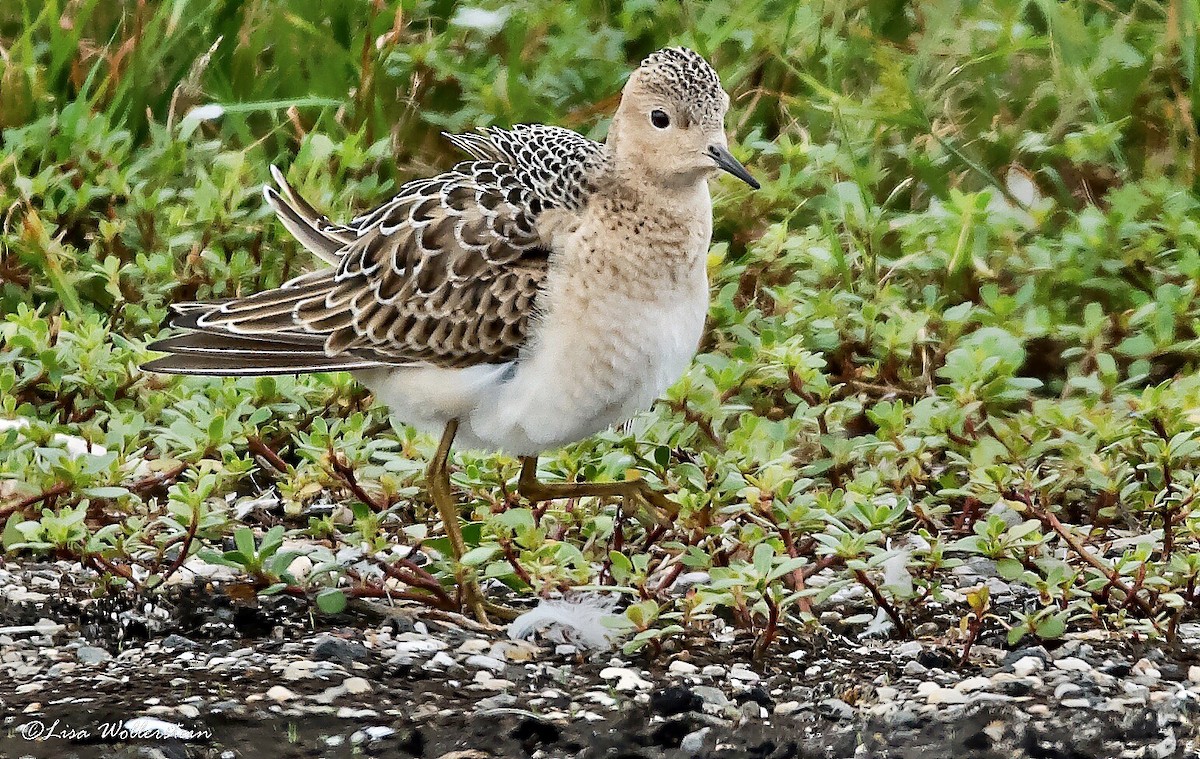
top-left (650, 110), bottom-right (670, 129)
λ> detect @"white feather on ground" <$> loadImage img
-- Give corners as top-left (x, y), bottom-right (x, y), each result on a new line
top-left (507, 595), bottom-right (621, 650)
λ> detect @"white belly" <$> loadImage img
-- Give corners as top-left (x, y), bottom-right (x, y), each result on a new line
top-left (358, 281), bottom-right (707, 456)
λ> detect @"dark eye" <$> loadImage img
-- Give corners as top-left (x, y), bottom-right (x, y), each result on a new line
top-left (650, 110), bottom-right (670, 129)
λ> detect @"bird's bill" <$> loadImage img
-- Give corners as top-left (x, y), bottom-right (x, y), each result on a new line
top-left (708, 145), bottom-right (759, 189)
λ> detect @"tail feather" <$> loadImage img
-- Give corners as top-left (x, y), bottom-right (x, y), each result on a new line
top-left (263, 165), bottom-right (354, 265)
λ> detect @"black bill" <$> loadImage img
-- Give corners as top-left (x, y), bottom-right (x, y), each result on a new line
top-left (707, 145), bottom-right (759, 189)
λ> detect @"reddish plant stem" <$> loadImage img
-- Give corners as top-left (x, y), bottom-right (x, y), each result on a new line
top-left (158, 501), bottom-right (201, 584)
top-left (853, 568), bottom-right (910, 635)
top-left (329, 454), bottom-right (386, 511)
top-left (248, 435), bottom-right (290, 473)
top-left (1017, 491), bottom-right (1162, 629)
top-left (2, 481), bottom-right (72, 519)
top-left (498, 537), bottom-right (533, 588)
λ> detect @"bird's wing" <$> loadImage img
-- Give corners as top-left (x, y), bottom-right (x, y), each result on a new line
top-left (144, 160), bottom-right (560, 375)
top-left (444, 124), bottom-right (605, 210)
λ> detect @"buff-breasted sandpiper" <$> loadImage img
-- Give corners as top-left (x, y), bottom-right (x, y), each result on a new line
top-left (145, 47), bottom-right (759, 622)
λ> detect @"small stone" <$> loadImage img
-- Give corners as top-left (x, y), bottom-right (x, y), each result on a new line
top-left (396, 639), bottom-right (447, 656)
top-left (456, 639), bottom-right (490, 655)
top-left (894, 641), bottom-right (923, 657)
top-left (266, 685), bottom-right (298, 702)
top-left (554, 644), bottom-right (578, 656)
top-left (650, 686), bottom-right (703, 716)
top-left (465, 655), bottom-right (507, 674)
top-left (728, 666), bottom-right (760, 683)
top-left (692, 686), bottom-right (730, 707)
top-left (161, 635), bottom-right (198, 650)
top-left (313, 637), bottom-right (372, 664)
top-left (1061, 698), bottom-right (1091, 709)
top-left (774, 700), bottom-right (802, 716)
top-left (1012, 656), bottom-right (1045, 677)
top-left (1188, 665), bottom-right (1200, 684)
top-left (668, 660), bottom-right (699, 676)
top-left (342, 676), bottom-right (371, 695)
top-left (76, 646), bottom-right (112, 665)
top-left (312, 686), bottom-right (347, 704)
top-left (283, 660), bottom-right (318, 680)
top-left (423, 651), bottom-right (458, 670)
top-left (680, 727), bottom-right (711, 754)
top-left (902, 660), bottom-right (928, 676)
top-left (496, 640), bottom-right (538, 662)
top-left (16, 683), bottom-right (43, 694)
top-left (818, 698), bottom-right (854, 721)
top-left (364, 726), bottom-right (395, 741)
top-left (1054, 683), bottom-right (1081, 700)
top-left (177, 704), bottom-right (200, 719)
top-left (955, 676), bottom-right (990, 693)
top-left (701, 665), bottom-right (726, 678)
top-left (925, 687), bottom-right (967, 705)
top-left (876, 686), bottom-right (899, 702)
top-left (1131, 658), bottom-right (1160, 680)
top-left (1053, 657), bottom-right (1090, 672)
top-left (477, 693), bottom-right (518, 710)
top-left (599, 666), bottom-right (651, 691)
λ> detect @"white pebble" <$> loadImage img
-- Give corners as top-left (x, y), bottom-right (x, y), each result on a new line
top-left (668, 660), bottom-right (699, 675)
top-left (342, 677), bottom-right (371, 695)
top-left (1053, 657), bottom-right (1090, 672)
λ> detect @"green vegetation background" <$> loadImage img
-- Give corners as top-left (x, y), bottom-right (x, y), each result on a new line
top-left (1, 0), bottom-right (1199, 652)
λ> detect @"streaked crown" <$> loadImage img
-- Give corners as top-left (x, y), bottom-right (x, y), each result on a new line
top-left (634, 47), bottom-right (728, 127)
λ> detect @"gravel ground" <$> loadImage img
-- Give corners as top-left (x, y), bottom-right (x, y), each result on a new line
top-left (2, 559), bottom-right (1199, 759)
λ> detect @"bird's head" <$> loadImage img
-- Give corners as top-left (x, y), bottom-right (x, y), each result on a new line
top-left (607, 47), bottom-right (758, 192)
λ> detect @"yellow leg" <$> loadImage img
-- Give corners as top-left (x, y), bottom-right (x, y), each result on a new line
top-left (516, 457), bottom-right (675, 526)
top-left (426, 419), bottom-right (494, 624)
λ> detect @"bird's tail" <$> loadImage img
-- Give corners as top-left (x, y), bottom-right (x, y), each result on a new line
top-left (260, 165), bottom-right (354, 266)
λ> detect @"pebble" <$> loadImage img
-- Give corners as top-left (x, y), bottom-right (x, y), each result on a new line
top-left (774, 700), bottom-right (802, 716)
top-left (1189, 665), bottom-right (1200, 684)
top-left (692, 686), bottom-right (730, 707)
top-left (1012, 656), bottom-right (1045, 677)
top-left (925, 687), bottom-right (968, 705)
top-left (727, 666), bottom-right (760, 683)
top-left (342, 676), bottom-right (371, 695)
top-left (313, 637), bottom-right (371, 664)
top-left (1053, 657), bottom-right (1091, 672)
top-left (701, 664), bottom-right (726, 678)
top-left (599, 666), bottom-right (651, 691)
top-left (668, 659), bottom-right (699, 675)
top-left (1062, 698), bottom-right (1091, 709)
top-left (76, 646), bottom-right (112, 665)
top-left (283, 660), bottom-right (318, 680)
top-left (396, 639), bottom-right (446, 656)
top-left (955, 676), bottom-right (991, 693)
top-left (457, 638), bottom-right (490, 655)
top-left (424, 652), bottom-right (458, 671)
top-left (1054, 683), bottom-right (1082, 700)
top-left (894, 641), bottom-right (923, 657)
top-left (465, 655), bottom-right (507, 674)
top-left (266, 685), bottom-right (297, 702)
top-left (680, 727), bottom-right (710, 754)
top-left (818, 698), bottom-right (855, 721)
top-left (902, 660), bottom-right (928, 676)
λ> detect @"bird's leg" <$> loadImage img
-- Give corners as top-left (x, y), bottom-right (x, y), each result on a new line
top-left (426, 419), bottom-right (492, 624)
top-left (516, 456), bottom-right (675, 527)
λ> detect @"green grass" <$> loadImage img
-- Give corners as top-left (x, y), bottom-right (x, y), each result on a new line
top-left (2, 0), bottom-right (1199, 655)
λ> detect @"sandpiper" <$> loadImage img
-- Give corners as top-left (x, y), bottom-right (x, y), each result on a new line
top-left (145, 47), bottom-right (758, 622)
